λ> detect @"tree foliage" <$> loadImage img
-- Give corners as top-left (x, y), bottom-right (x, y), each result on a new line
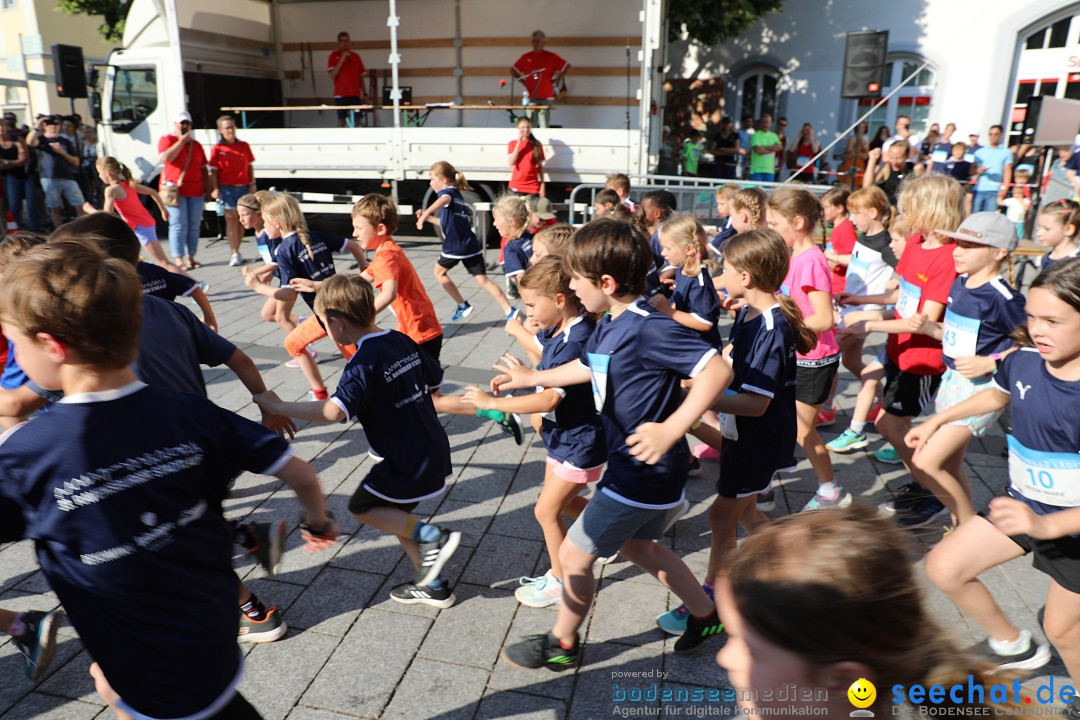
top-left (668, 0), bottom-right (786, 47)
top-left (56, 0), bottom-right (127, 43)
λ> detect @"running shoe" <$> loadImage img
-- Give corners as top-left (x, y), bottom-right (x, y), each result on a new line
top-left (692, 443), bottom-right (721, 461)
top-left (452, 303), bottom-right (473, 322)
top-left (507, 282), bottom-right (520, 300)
top-left (390, 581), bottom-right (456, 609)
top-left (656, 605), bottom-right (690, 636)
top-left (416, 529), bottom-right (462, 587)
top-left (498, 413), bottom-right (524, 445)
top-left (505, 307), bottom-right (520, 322)
top-left (673, 611), bottom-right (724, 652)
top-left (815, 407), bottom-right (836, 427)
top-left (286, 346), bottom-right (318, 368)
top-left (229, 253), bottom-right (247, 267)
top-left (242, 520), bottom-right (286, 577)
top-left (826, 428), bottom-right (869, 453)
top-left (895, 495), bottom-right (949, 529)
top-left (515, 571), bottom-right (563, 608)
top-left (873, 444), bottom-right (902, 464)
top-left (12, 608), bottom-right (64, 683)
top-left (969, 629), bottom-right (1051, 671)
top-left (596, 552), bottom-right (620, 565)
top-left (502, 632), bottom-right (579, 670)
top-left (878, 482), bottom-right (930, 517)
top-left (687, 457), bottom-right (703, 478)
top-left (801, 487), bottom-right (853, 512)
top-left (238, 606), bottom-right (287, 643)
top-left (756, 487), bottom-right (776, 512)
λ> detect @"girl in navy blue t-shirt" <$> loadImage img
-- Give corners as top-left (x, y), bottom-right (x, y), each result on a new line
top-left (239, 191), bottom-right (301, 355)
top-left (416, 161), bottom-right (514, 322)
top-left (461, 257), bottom-right (604, 610)
top-left (650, 213), bottom-right (721, 346)
top-left (909, 258), bottom-right (1080, 678)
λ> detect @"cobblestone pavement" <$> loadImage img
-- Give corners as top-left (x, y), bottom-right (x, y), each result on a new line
top-left (0, 232), bottom-right (1068, 719)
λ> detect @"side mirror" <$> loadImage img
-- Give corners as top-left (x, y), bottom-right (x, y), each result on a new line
top-left (89, 91), bottom-right (102, 123)
top-left (87, 66), bottom-right (100, 89)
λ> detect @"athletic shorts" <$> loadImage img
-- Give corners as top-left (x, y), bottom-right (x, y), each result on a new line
top-left (935, 368), bottom-right (1001, 437)
top-left (882, 361), bottom-right (942, 418)
top-left (437, 253), bottom-right (486, 276)
top-left (419, 335), bottom-right (443, 365)
top-left (348, 483), bottom-right (419, 515)
top-left (982, 508), bottom-right (1080, 594)
top-left (133, 224), bottom-right (158, 248)
top-left (795, 355), bottom-right (840, 406)
top-left (546, 456), bottom-right (603, 484)
top-left (566, 488), bottom-right (685, 558)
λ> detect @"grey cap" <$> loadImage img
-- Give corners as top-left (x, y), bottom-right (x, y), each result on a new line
top-left (937, 212), bottom-right (1018, 252)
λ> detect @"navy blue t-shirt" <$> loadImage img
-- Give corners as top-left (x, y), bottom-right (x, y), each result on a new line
top-left (944, 159), bottom-right (972, 185)
top-left (0, 382), bottom-right (290, 717)
top-left (138, 261), bottom-right (197, 300)
top-left (535, 315), bottom-right (605, 470)
top-left (275, 231), bottom-right (349, 310)
top-left (994, 348), bottom-right (1080, 518)
top-left (437, 187), bottom-right (481, 258)
top-left (649, 229), bottom-right (672, 274)
top-left (941, 275), bottom-right (1025, 371)
top-left (38, 135), bottom-right (77, 180)
top-left (1041, 246), bottom-right (1080, 271)
top-left (503, 232), bottom-right (534, 278)
top-left (671, 267), bottom-right (721, 346)
top-left (135, 295), bottom-right (236, 396)
top-left (255, 230), bottom-right (283, 280)
top-left (719, 305), bottom-right (798, 483)
top-left (331, 329), bottom-right (452, 503)
top-left (583, 299), bottom-right (718, 507)
top-left (710, 219), bottom-right (736, 258)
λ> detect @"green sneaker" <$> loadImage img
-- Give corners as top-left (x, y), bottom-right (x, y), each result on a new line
top-left (826, 428), bottom-right (869, 453)
top-left (502, 632), bottom-right (579, 670)
top-left (874, 444), bottom-right (902, 464)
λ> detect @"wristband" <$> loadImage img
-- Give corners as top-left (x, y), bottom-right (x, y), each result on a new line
top-left (991, 352), bottom-right (1003, 369)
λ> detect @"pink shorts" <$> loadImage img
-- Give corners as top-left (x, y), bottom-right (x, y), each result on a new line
top-left (547, 457), bottom-right (603, 484)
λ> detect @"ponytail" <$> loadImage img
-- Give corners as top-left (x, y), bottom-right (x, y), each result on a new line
top-left (455, 171), bottom-right (473, 192)
top-left (777, 295), bottom-right (817, 355)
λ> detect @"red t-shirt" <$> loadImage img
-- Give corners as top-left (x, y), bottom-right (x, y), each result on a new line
top-left (328, 50), bottom-right (365, 98)
top-left (507, 139), bottom-right (545, 194)
top-left (365, 238), bottom-right (443, 344)
top-left (828, 217), bottom-right (858, 295)
top-left (157, 136), bottom-right (207, 197)
top-left (887, 235), bottom-right (958, 375)
top-left (512, 50), bottom-right (568, 100)
top-left (209, 140), bottom-right (255, 187)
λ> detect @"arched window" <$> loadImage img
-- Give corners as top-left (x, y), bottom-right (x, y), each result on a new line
top-left (857, 56), bottom-right (936, 138)
top-left (737, 66), bottom-right (780, 120)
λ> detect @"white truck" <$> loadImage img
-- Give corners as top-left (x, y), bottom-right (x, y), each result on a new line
top-left (90, 0), bottom-right (668, 209)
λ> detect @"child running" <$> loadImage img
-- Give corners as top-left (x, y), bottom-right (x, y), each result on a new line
top-left (242, 192), bottom-right (367, 400)
top-left (495, 217), bottom-right (733, 669)
top-left (909, 259), bottom-right (1080, 689)
top-left (494, 193), bottom-right (533, 300)
top-left (905, 212), bottom-right (1026, 528)
top-left (529, 223), bottom-right (573, 264)
top-left (255, 274), bottom-right (462, 608)
top-left (657, 228), bottom-right (808, 636)
top-left (1036, 199), bottom-right (1080, 271)
top-left (766, 187), bottom-right (845, 510)
top-left (821, 186), bottom-right (857, 298)
top-left (0, 240), bottom-right (335, 720)
top-left (460, 257), bottom-right (605, 608)
top-left (650, 213), bottom-right (721, 345)
top-left (827, 186), bottom-right (899, 453)
top-left (416, 161), bottom-right (514, 322)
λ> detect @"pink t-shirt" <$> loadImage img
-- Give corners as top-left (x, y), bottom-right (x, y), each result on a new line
top-left (782, 245), bottom-right (839, 361)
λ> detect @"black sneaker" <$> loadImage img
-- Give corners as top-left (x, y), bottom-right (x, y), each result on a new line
top-left (968, 629), bottom-right (1051, 671)
top-left (238, 605), bottom-right (287, 643)
top-left (878, 482), bottom-right (930, 517)
top-left (896, 495), bottom-right (949, 529)
top-left (242, 520), bottom-right (286, 577)
top-left (416, 529), bottom-right (462, 587)
top-left (12, 608), bottom-right (64, 682)
top-left (1062, 695), bottom-right (1080, 719)
top-left (389, 581), bottom-right (456, 609)
top-left (498, 413), bottom-right (525, 446)
top-left (507, 282), bottom-right (520, 300)
top-left (501, 632), bottom-right (579, 670)
top-left (673, 610), bottom-right (724, 653)
top-left (687, 457), bottom-right (703, 478)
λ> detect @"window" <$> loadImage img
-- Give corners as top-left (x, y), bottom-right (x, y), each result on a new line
top-left (0, 0), bottom-right (15, 10)
top-left (738, 68), bottom-right (779, 121)
top-left (856, 55), bottom-right (936, 138)
top-left (110, 67), bottom-right (157, 133)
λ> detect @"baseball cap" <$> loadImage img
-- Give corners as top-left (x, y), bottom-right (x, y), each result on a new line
top-left (936, 212), bottom-right (1018, 252)
top-left (534, 197), bottom-right (556, 220)
top-left (43, 115), bottom-right (60, 125)
top-left (176, 110), bottom-right (192, 123)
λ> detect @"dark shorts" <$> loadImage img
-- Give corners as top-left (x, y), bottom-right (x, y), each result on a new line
top-left (882, 361), bottom-right (942, 418)
top-left (335, 96), bottom-right (362, 120)
top-left (419, 335), bottom-right (443, 364)
top-left (981, 508), bottom-right (1080, 594)
top-left (348, 483), bottom-right (419, 516)
top-left (795, 356), bottom-right (840, 407)
top-left (437, 253), bottom-right (487, 276)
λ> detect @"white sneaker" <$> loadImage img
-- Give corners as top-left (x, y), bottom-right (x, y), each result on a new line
top-left (514, 571), bottom-right (564, 608)
top-left (229, 253), bottom-right (247, 267)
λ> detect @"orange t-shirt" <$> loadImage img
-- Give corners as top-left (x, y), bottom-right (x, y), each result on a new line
top-left (366, 238), bottom-right (443, 344)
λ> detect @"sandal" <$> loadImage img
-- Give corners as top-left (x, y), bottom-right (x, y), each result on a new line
top-left (188, 257), bottom-right (203, 269)
top-left (174, 259), bottom-right (192, 271)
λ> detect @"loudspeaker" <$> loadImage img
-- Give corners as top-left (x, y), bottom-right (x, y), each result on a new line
top-left (382, 85), bottom-right (412, 106)
top-left (840, 31), bottom-right (888, 99)
top-left (1022, 95), bottom-right (1080, 145)
top-left (51, 44), bottom-right (88, 99)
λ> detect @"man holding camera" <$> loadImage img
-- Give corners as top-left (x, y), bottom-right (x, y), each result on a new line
top-left (27, 115), bottom-right (84, 230)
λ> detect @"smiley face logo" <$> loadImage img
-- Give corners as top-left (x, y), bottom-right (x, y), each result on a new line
top-left (848, 678), bottom-right (876, 709)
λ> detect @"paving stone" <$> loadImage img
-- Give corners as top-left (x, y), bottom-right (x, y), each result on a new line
top-left (460, 534), bottom-right (544, 588)
top-left (417, 583), bottom-right (518, 668)
top-left (588, 579), bottom-right (669, 649)
top-left (380, 658), bottom-right (489, 720)
top-left (477, 690), bottom-right (567, 720)
top-left (284, 567), bottom-right (384, 636)
top-left (241, 630), bottom-right (340, 720)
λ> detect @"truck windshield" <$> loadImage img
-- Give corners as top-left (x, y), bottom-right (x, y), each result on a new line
top-left (111, 68), bottom-right (157, 133)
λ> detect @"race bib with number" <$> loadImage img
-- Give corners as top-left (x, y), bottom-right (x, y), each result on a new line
top-left (942, 308), bottom-right (981, 359)
top-left (896, 277), bottom-right (922, 318)
top-left (1008, 435), bottom-right (1080, 508)
top-left (257, 244), bottom-right (274, 264)
top-left (931, 149), bottom-right (947, 164)
top-left (587, 352), bottom-right (610, 413)
top-left (796, 155), bottom-right (813, 169)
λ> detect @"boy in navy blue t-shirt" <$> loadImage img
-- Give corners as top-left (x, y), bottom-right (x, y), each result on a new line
top-left (0, 242), bottom-right (336, 720)
top-left (493, 217), bottom-right (733, 669)
top-left (255, 273), bottom-right (463, 608)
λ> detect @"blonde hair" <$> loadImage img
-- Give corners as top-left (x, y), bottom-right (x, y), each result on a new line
top-left (517, 255), bottom-right (576, 304)
top-left (237, 189), bottom-right (271, 213)
top-left (534, 223), bottom-right (573, 257)
top-left (658, 213), bottom-right (708, 277)
top-left (96, 155), bottom-right (133, 184)
top-left (730, 187), bottom-right (766, 228)
top-left (261, 192), bottom-right (312, 259)
top-left (716, 184), bottom-right (740, 201)
top-left (493, 193), bottom-right (530, 238)
top-left (430, 161), bottom-right (472, 191)
top-left (847, 186), bottom-right (892, 227)
top-left (314, 273), bottom-right (375, 327)
top-left (896, 174), bottom-right (965, 241)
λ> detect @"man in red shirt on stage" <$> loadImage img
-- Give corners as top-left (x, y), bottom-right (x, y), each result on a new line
top-left (327, 31), bottom-right (366, 128)
top-left (511, 30), bottom-right (570, 129)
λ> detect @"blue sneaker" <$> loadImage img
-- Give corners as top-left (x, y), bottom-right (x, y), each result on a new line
top-left (452, 303), bottom-right (473, 322)
top-left (874, 444), bottom-right (902, 464)
top-left (656, 584), bottom-right (714, 635)
top-left (505, 307), bottom-right (519, 322)
top-left (12, 608), bottom-right (64, 683)
top-left (826, 428), bottom-right (869, 453)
